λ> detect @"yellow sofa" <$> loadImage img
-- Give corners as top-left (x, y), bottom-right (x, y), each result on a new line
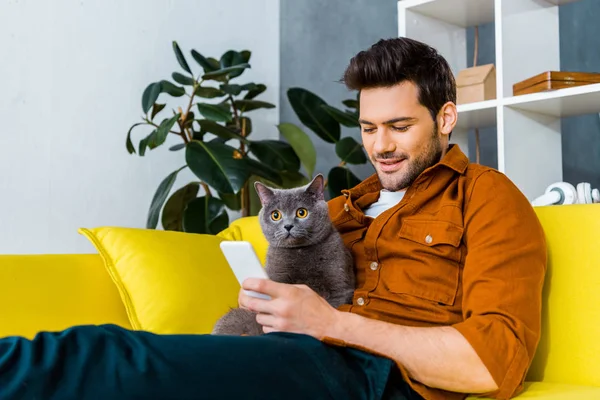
top-left (1, 204), bottom-right (599, 399)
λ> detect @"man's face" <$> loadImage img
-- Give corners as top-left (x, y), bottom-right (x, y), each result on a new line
top-left (359, 82), bottom-right (449, 192)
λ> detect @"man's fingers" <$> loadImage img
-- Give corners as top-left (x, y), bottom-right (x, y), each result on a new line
top-left (242, 278), bottom-right (290, 298)
top-left (239, 291), bottom-right (278, 314)
top-left (255, 313), bottom-right (277, 328)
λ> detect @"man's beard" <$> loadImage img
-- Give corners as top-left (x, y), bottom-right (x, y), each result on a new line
top-left (371, 131), bottom-right (443, 192)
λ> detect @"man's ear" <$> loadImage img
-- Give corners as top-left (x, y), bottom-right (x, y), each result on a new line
top-left (437, 101), bottom-right (458, 137)
top-left (305, 174), bottom-right (324, 200)
top-left (254, 181), bottom-right (275, 205)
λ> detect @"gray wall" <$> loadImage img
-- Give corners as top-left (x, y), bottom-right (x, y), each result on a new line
top-left (279, 0), bottom-right (398, 187)
top-left (466, 0), bottom-right (600, 188)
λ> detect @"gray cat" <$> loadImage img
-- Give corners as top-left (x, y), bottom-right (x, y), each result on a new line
top-left (211, 174), bottom-right (355, 336)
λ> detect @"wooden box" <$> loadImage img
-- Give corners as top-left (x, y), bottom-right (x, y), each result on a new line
top-left (513, 71), bottom-right (600, 96)
top-left (456, 64), bottom-right (496, 105)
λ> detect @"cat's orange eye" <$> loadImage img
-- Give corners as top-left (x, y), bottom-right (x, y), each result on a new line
top-left (271, 210), bottom-right (282, 221)
top-left (296, 208), bottom-right (308, 218)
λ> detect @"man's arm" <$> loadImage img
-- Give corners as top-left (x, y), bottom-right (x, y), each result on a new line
top-left (240, 281), bottom-right (496, 393)
top-left (327, 311), bottom-right (498, 393)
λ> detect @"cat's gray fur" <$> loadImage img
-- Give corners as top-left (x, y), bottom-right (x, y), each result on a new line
top-left (211, 174), bottom-right (355, 336)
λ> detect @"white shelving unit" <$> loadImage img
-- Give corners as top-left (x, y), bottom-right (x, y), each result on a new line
top-left (398, 0), bottom-right (597, 201)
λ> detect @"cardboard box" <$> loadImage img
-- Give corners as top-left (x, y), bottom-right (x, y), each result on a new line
top-left (456, 64), bottom-right (496, 105)
top-left (512, 71), bottom-right (600, 96)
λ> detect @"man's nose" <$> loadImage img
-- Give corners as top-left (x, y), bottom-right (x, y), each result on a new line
top-left (373, 130), bottom-right (396, 155)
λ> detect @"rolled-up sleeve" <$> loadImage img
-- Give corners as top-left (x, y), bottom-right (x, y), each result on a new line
top-left (452, 170), bottom-right (547, 399)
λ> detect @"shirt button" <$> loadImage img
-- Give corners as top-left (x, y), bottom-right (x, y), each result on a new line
top-left (425, 234), bottom-right (433, 244)
top-left (344, 204), bottom-right (349, 212)
top-left (356, 297), bottom-right (365, 306)
top-left (370, 261), bottom-right (379, 271)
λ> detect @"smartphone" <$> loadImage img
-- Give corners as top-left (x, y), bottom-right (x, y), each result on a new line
top-left (219, 241), bottom-right (271, 300)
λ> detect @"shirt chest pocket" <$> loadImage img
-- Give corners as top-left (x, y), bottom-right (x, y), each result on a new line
top-left (383, 219), bottom-right (463, 306)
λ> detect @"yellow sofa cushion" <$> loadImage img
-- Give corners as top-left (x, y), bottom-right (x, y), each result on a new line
top-left (467, 382), bottom-right (600, 399)
top-left (0, 254), bottom-right (131, 339)
top-left (79, 226), bottom-right (241, 334)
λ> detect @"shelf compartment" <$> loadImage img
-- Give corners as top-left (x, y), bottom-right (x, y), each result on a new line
top-left (398, 0), bottom-right (495, 27)
top-left (504, 83), bottom-right (600, 118)
top-left (456, 99), bottom-right (497, 130)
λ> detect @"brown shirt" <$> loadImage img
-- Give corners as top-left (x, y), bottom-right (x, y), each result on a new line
top-left (326, 144), bottom-right (547, 400)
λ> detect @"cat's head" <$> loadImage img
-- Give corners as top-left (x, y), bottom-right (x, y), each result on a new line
top-left (254, 174), bottom-right (331, 248)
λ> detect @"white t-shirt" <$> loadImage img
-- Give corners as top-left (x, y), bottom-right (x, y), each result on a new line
top-left (364, 189), bottom-right (406, 218)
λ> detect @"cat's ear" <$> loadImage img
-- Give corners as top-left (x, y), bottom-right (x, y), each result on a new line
top-left (254, 181), bottom-right (275, 205)
top-left (305, 174), bottom-right (324, 200)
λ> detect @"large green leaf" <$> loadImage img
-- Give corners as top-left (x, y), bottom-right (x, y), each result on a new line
top-left (194, 86), bottom-right (225, 98)
top-left (287, 88), bottom-right (340, 143)
top-left (245, 158), bottom-right (283, 186)
top-left (342, 99), bottom-right (359, 109)
top-left (335, 137), bottom-right (367, 164)
top-left (126, 122), bottom-right (147, 154)
top-left (172, 72), bottom-right (195, 86)
top-left (327, 166), bottom-right (361, 199)
top-left (191, 49), bottom-right (219, 72)
top-left (185, 140), bottom-right (250, 194)
top-left (244, 83), bottom-right (266, 100)
top-left (277, 122), bottom-right (316, 177)
top-left (249, 140), bottom-right (300, 172)
top-left (142, 82), bottom-right (161, 114)
top-left (161, 182), bottom-right (200, 231)
top-left (172, 41), bottom-right (192, 74)
top-left (321, 105), bottom-right (360, 127)
top-left (183, 196), bottom-right (229, 234)
top-left (218, 191), bottom-right (242, 211)
top-left (159, 80), bottom-right (186, 97)
top-left (197, 119), bottom-right (246, 142)
top-left (233, 99), bottom-right (275, 112)
top-left (147, 114), bottom-right (180, 150)
top-left (146, 166), bottom-right (186, 229)
top-left (202, 64), bottom-right (251, 81)
top-left (197, 103), bottom-right (233, 122)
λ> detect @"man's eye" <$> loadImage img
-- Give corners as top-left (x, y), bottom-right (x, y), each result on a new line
top-left (393, 126), bottom-right (409, 132)
top-left (361, 127), bottom-right (376, 133)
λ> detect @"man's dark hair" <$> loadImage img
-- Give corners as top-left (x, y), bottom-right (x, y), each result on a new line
top-left (342, 37), bottom-right (456, 123)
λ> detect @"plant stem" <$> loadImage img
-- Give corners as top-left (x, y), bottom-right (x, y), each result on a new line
top-left (236, 102), bottom-right (251, 217)
top-left (201, 182), bottom-right (212, 197)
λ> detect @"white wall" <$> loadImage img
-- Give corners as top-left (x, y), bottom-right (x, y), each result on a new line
top-left (0, 0), bottom-right (280, 254)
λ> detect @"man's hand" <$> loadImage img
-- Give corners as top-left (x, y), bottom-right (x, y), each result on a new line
top-left (238, 278), bottom-right (339, 339)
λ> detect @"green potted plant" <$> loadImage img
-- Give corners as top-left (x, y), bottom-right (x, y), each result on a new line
top-left (126, 41), bottom-right (369, 234)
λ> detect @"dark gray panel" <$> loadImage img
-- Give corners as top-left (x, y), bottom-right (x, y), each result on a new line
top-left (466, 22), bottom-right (497, 169)
top-left (279, 0), bottom-right (397, 183)
top-left (559, 0), bottom-right (600, 189)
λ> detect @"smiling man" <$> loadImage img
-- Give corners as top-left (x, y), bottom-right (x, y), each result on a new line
top-left (239, 37), bottom-right (547, 400)
top-left (0, 37), bottom-right (546, 400)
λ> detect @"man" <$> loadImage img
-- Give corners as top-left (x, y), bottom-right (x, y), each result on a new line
top-left (0, 37), bottom-right (545, 400)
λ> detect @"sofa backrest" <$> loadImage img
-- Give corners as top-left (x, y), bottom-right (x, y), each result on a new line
top-left (527, 204), bottom-right (600, 386)
top-left (220, 204), bottom-right (600, 386)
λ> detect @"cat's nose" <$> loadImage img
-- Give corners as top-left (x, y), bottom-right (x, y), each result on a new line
top-left (284, 224), bottom-right (294, 232)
